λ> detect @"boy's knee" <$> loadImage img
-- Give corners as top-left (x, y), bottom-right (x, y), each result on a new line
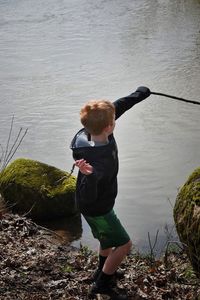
top-left (118, 239), bottom-right (132, 255)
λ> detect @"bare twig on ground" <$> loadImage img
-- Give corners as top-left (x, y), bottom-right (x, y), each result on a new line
top-left (164, 241), bottom-right (184, 268)
top-left (147, 229), bottom-right (159, 265)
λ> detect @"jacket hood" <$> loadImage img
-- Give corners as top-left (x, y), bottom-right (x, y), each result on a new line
top-left (70, 128), bottom-right (115, 162)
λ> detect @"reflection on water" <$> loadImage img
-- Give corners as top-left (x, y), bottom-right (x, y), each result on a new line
top-left (38, 213), bottom-right (82, 245)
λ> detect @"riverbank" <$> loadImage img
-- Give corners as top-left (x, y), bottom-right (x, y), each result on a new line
top-left (0, 213), bottom-right (199, 300)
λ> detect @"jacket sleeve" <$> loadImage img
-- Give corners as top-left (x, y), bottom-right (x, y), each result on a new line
top-left (113, 86), bottom-right (151, 120)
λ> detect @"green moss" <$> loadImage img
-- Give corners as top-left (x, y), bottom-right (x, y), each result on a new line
top-left (0, 158), bottom-right (78, 220)
top-left (174, 167), bottom-right (200, 277)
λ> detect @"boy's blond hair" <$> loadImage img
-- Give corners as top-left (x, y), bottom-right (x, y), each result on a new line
top-left (80, 100), bottom-right (115, 135)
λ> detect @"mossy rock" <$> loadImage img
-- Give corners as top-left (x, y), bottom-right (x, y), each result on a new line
top-left (174, 167), bottom-right (200, 277)
top-left (0, 158), bottom-right (78, 220)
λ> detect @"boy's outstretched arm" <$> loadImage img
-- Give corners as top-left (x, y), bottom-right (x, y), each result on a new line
top-left (113, 86), bottom-right (151, 120)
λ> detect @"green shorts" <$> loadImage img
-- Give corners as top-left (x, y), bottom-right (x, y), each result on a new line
top-left (84, 209), bottom-right (130, 250)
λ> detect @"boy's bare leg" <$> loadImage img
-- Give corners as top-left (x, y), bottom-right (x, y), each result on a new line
top-left (89, 241), bottom-right (132, 299)
top-left (99, 246), bottom-right (112, 257)
top-left (102, 240), bottom-right (132, 275)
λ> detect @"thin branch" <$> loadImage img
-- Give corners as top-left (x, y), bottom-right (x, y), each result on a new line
top-left (147, 229), bottom-right (159, 264)
top-left (4, 128), bottom-right (28, 169)
top-left (152, 229), bottom-right (159, 250)
top-left (160, 223), bottom-right (177, 255)
top-left (36, 224), bottom-right (65, 240)
top-left (3, 200), bottom-right (17, 211)
top-left (2, 127), bottom-right (23, 169)
top-left (166, 197), bottom-right (174, 209)
top-left (22, 202), bottom-right (36, 217)
top-left (3, 115), bottom-right (14, 167)
top-left (0, 144), bottom-right (4, 168)
top-left (56, 163), bottom-right (75, 183)
top-left (164, 240), bottom-right (185, 268)
top-left (0, 114), bottom-right (28, 172)
top-left (148, 229), bottom-right (159, 251)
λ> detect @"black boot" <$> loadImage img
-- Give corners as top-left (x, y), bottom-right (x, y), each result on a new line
top-left (88, 271), bottom-right (128, 300)
top-left (91, 268), bottom-right (125, 283)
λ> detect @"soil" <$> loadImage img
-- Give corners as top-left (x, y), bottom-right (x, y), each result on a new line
top-left (0, 213), bottom-right (199, 300)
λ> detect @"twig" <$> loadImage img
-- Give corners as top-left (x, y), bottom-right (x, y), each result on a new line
top-left (164, 241), bottom-right (185, 268)
top-left (36, 224), bottom-right (65, 240)
top-left (0, 199), bottom-right (17, 211)
top-left (2, 127), bottom-right (23, 169)
top-left (160, 223), bottom-right (178, 255)
top-left (164, 223), bottom-right (176, 240)
top-left (56, 163), bottom-right (75, 183)
top-left (0, 115), bottom-right (28, 172)
top-left (4, 128), bottom-right (28, 168)
top-left (151, 91), bottom-right (200, 106)
top-left (3, 115), bottom-right (14, 168)
top-left (147, 229), bottom-right (159, 265)
top-left (166, 197), bottom-right (174, 209)
top-left (0, 144), bottom-right (4, 167)
top-left (22, 202), bottom-right (36, 217)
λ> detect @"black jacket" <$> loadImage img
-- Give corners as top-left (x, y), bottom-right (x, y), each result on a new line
top-left (70, 86), bottom-right (151, 217)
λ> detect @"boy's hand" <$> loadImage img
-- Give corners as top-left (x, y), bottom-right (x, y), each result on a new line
top-left (136, 86), bottom-right (151, 97)
top-left (75, 159), bottom-right (93, 175)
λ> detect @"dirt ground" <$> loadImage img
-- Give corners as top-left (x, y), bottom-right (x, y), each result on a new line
top-left (0, 213), bottom-right (199, 300)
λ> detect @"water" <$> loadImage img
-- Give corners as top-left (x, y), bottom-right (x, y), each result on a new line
top-left (0, 0), bottom-right (200, 253)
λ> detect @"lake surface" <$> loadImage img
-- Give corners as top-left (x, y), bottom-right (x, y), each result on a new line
top-left (0, 0), bottom-right (200, 254)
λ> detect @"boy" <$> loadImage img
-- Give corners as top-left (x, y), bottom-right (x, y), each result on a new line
top-left (70, 86), bottom-right (151, 299)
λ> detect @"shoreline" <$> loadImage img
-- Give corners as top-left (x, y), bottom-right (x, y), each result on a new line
top-left (0, 213), bottom-right (199, 299)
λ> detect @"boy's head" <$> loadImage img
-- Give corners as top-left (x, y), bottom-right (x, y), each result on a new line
top-left (80, 100), bottom-right (115, 135)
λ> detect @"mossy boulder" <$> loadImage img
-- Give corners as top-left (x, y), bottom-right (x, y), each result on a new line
top-left (174, 167), bottom-right (200, 277)
top-left (0, 158), bottom-right (78, 220)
